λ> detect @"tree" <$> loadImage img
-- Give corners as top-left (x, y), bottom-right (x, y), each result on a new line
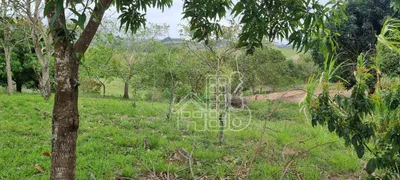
top-left (83, 32), bottom-right (119, 97)
top-left (20, 0), bottom-right (54, 99)
top-left (302, 17), bottom-right (400, 178)
top-left (0, 40), bottom-right (39, 92)
top-left (0, 0), bottom-right (28, 94)
top-left (312, 0), bottom-right (398, 88)
top-left (111, 24), bottom-right (168, 99)
top-left (234, 47), bottom-right (291, 94)
top-left (42, 0), bottom-right (344, 178)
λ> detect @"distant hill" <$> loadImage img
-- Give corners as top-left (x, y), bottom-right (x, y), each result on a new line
top-left (160, 37), bottom-right (230, 48)
top-left (160, 37), bottom-right (184, 46)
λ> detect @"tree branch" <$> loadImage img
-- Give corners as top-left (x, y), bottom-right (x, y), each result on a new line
top-left (74, 0), bottom-right (112, 56)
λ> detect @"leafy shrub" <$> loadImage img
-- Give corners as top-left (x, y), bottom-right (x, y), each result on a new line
top-left (377, 43), bottom-right (400, 77)
top-left (145, 87), bottom-right (164, 102)
top-left (303, 54), bottom-right (400, 178)
top-left (80, 79), bottom-right (102, 94)
top-left (287, 54), bottom-right (320, 84)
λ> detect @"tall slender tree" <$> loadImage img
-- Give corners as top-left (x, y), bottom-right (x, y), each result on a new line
top-left (23, 0), bottom-right (53, 99)
top-left (0, 0), bottom-right (27, 94)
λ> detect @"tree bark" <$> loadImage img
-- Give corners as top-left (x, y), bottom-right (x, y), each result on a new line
top-left (167, 70), bottom-right (175, 120)
top-left (102, 83), bottom-right (106, 98)
top-left (26, 0), bottom-right (53, 100)
top-left (5, 48), bottom-right (13, 94)
top-left (40, 61), bottom-right (52, 99)
top-left (45, 0), bottom-right (112, 178)
top-left (50, 41), bottom-right (80, 180)
top-left (123, 82), bottom-right (129, 99)
top-left (96, 77), bottom-right (106, 98)
top-left (251, 85), bottom-right (255, 95)
top-left (133, 87), bottom-right (137, 108)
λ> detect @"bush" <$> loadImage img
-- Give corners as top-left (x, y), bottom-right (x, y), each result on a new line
top-left (145, 88), bottom-right (164, 102)
top-left (80, 79), bottom-right (102, 94)
top-left (287, 54), bottom-right (320, 84)
top-left (377, 43), bottom-right (400, 77)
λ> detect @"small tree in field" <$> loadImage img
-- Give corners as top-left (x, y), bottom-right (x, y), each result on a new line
top-left (83, 32), bottom-right (119, 97)
top-left (39, 0), bottom-right (345, 178)
top-left (234, 47), bottom-right (291, 94)
top-left (111, 24), bottom-right (168, 99)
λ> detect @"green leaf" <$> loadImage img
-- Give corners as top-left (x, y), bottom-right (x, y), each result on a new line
top-left (78, 14), bottom-right (86, 30)
top-left (304, 15), bottom-right (312, 30)
top-left (56, 0), bottom-right (63, 15)
top-left (366, 158), bottom-right (376, 174)
top-left (356, 144), bottom-right (364, 158)
top-left (71, 18), bottom-right (79, 25)
top-left (68, 8), bottom-right (80, 17)
top-left (44, 0), bottom-right (56, 16)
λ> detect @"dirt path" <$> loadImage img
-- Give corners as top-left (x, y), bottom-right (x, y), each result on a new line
top-left (246, 88), bottom-right (352, 103)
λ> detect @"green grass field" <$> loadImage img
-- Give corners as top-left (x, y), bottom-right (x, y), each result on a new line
top-left (0, 93), bottom-right (366, 179)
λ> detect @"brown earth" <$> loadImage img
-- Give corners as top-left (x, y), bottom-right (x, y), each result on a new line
top-left (246, 88), bottom-right (352, 103)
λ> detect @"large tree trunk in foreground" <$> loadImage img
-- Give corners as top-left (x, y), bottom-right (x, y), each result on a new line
top-left (50, 42), bottom-right (80, 180)
top-left (123, 82), bottom-right (129, 99)
top-left (5, 48), bottom-right (13, 94)
top-left (44, 0), bottom-right (113, 178)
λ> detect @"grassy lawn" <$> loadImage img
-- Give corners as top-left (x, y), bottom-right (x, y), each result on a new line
top-left (0, 93), bottom-right (365, 179)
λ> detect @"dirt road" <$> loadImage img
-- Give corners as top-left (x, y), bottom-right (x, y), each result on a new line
top-left (246, 88), bottom-right (352, 103)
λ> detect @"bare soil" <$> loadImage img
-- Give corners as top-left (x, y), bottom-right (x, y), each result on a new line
top-left (246, 88), bottom-right (352, 103)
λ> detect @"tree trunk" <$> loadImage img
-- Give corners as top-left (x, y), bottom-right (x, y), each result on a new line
top-left (40, 62), bottom-right (52, 99)
top-left (251, 85), bottom-right (255, 95)
top-left (96, 77), bottom-right (106, 98)
top-left (133, 87), bottom-right (137, 108)
top-left (44, 0), bottom-right (112, 178)
top-left (5, 48), bottom-right (13, 94)
top-left (50, 43), bottom-right (80, 180)
top-left (167, 70), bottom-right (175, 120)
top-left (123, 82), bottom-right (129, 99)
top-left (103, 84), bottom-right (106, 98)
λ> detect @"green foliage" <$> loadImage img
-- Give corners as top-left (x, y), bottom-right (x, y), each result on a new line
top-left (0, 42), bottom-right (39, 91)
top-left (234, 47), bottom-right (292, 92)
top-left (377, 18), bottom-right (400, 77)
top-left (79, 79), bottom-right (102, 94)
top-left (286, 54), bottom-right (320, 83)
top-left (377, 43), bottom-right (400, 77)
top-left (312, 0), bottom-right (398, 88)
top-left (303, 53), bottom-right (400, 178)
top-left (230, 0), bottom-right (345, 54)
top-left (46, 0), bottom-right (345, 54)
